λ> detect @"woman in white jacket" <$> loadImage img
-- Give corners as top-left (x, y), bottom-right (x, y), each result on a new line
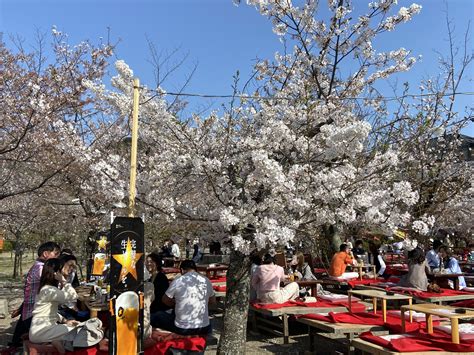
top-left (29, 258), bottom-right (79, 353)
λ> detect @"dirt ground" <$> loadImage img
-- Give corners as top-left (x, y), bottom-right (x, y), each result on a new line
top-left (0, 285), bottom-right (315, 354)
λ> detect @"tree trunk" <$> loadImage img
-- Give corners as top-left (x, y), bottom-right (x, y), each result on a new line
top-left (217, 250), bottom-right (252, 354)
top-left (13, 251), bottom-right (19, 279)
top-left (325, 224), bottom-right (342, 253)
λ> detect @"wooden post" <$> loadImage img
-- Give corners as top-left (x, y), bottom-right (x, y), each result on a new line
top-left (128, 78), bottom-right (140, 218)
top-left (451, 318), bottom-right (460, 344)
top-left (382, 299), bottom-right (387, 323)
top-left (408, 299), bottom-right (413, 323)
top-left (426, 314), bottom-right (433, 334)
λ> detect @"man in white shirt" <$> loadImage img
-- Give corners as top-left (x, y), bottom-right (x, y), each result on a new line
top-left (157, 260), bottom-right (215, 335)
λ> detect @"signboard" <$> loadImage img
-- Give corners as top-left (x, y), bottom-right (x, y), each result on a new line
top-left (109, 217), bottom-right (144, 355)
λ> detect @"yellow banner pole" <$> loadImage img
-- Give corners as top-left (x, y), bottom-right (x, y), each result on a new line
top-left (128, 78), bottom-right (140, 218)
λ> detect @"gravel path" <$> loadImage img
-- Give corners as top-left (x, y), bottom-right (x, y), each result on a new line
top-left (0, 286), bottom-right (316, 354)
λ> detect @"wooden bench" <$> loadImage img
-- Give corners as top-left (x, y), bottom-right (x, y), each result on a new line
top-left (297, 317), bottom-right (388, 354)
top-left (249, 304), bottom-right (348, 344)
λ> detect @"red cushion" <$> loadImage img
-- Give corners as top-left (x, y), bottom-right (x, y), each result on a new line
top-left (299, 311), bottom-right (439, 333)
top-left (251, 299), bottom-right (366, 312)
top-left (23, 341), bottom-right (59, 355)
top-left (360, 329), bottom-right (474, 352)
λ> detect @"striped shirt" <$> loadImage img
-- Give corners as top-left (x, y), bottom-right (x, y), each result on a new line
top-left (22, 260), bottom-right (44, 319)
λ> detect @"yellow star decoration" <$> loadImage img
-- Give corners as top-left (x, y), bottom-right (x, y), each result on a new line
top-left (96, 237), bottom-right (108, 250)
top-left (112, 238), bottom-right (143, 282)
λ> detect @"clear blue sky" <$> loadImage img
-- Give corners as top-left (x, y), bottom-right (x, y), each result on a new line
top-left (1, 0), bottom-right (472, 135)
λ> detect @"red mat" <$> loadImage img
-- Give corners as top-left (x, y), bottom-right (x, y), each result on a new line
top-left (360, 329), bottom-right (474, 352)
top-left (213, 285), bottom-right (226, 292)
top-left (209, 276), bottom-right (227, 283)
top-left (251, 299), bottom-right (366, 312)
top-left (452, 299), bottom-right (474, 307)
top-left (389, 287), bottom-right (470, 299)
top-left (347, 278), bottom-right (386, 288)
top-left (300, 311), bottom-right (438, 333)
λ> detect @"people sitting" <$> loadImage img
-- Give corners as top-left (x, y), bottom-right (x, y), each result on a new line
top-left (328, 244), bottom-right (359, 280)
top-left (60, 249), bottom-right (80, 287)
top-left (155, 260), bottom-right (215, 335)
top-left (368, 242), bottom-right (387, 278)
top-left (251, 254), bottom-right (299, 304)
top-left (293, 252), bottom-right (316, 280)
top-left (10, 241), bottom-right (61, 348)
top-left (426, 239), bottom-right (443, 269)
top-left (398, 247), bottom-right (430, 291)
top-left (29, 259), bottom-right (79, 353)
top-left (293, 252), bottom-right (325, 296)
top-left (146, 253), bottom-right (171, 323)
top-left (58, 253), bottom-right (86, 321)
top-left (352, 239), bottom-right (366, 261)
top-left (438, 245), bottom-right (466, 289)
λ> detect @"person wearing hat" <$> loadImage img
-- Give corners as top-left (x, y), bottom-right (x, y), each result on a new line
top-left (328, 244), bottom-right (359, 280)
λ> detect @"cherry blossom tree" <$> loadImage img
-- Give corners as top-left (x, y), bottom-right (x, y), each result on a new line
top-left (83, 1), bottom-right (433, 351)
top-left (0, 30), bottom-right (114, 203)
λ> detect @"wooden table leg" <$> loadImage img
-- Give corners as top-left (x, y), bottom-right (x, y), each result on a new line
top-left (283, 313), bottom-right (289, 344)
top-left (408, 299), bottom-right (413, 323)
top-left (451, 318), bottom-right (460, 344)
top-left (382, 299), bottom-right (387, 323)
top-left (372, 297), bottom-right (377, 315)
top-left (454, 278), bottom-right (460, 291)
top-left (401, 309), bottom-right (406, 332)
top-left (308, 326), bottom-right (315, 352)
top-left (426, 314), bottom-right (433, 334)
top-left (251, 310), bottom-right (257, 331)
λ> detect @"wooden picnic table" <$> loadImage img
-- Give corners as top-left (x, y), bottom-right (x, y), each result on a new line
top-left (196, 264), bottom-right (228, 279)
top-left (297, 317), bottom-right (388, 353)
top-left (353, 284), bottom-right (474, 305)
top-left (400, 303), bottom-right (474, 344)
top-left (250, 304), bottom-right (348, 344)
top-left (76, 287), bottom-right (109, 318)
top-left (348, 289), bottom-right (412, 323)
top-left (428, 273), bottom-right (463, 291)
top-left (348, 264), bottom-right (377, 281)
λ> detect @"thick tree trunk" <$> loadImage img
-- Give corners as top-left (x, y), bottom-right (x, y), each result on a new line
top-left (217, 250), bottom-right (252, 354)
top-left (325, 224), bottom-right (342, 253)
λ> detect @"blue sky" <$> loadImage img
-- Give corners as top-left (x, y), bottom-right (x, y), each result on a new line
top-left (1, 0), bottom-right (472, 135)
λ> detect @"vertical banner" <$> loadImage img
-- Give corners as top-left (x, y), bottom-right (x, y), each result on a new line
top-left (109, 217), bottom-right (144, 355)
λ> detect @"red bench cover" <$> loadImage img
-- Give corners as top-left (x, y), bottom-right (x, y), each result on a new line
top-left (360, 329), bottom-right (474, 352)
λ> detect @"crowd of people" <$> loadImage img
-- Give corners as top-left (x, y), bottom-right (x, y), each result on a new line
top-left (9, 241), bottom-right (216, 353)
top-left (8, 236), bottom-right (473, 353)
top-left (326, 238), bottom-right (469, 292)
